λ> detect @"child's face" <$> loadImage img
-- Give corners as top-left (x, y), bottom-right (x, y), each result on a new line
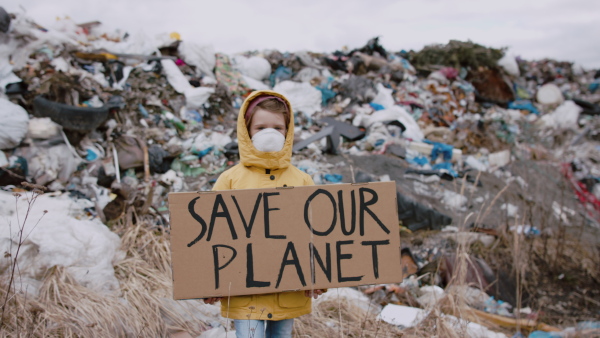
top-left (248, 108), bottom-right (287, 138)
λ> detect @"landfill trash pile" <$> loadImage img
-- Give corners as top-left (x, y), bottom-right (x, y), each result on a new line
top-left (1, 8), bottom-right (600, 338)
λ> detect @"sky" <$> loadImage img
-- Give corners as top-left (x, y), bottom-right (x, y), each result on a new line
top-left (6, 0), bottom-right (600, 69)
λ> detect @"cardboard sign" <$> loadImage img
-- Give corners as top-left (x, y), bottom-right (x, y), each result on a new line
top-left (168, 181), bottom-right (401, 300)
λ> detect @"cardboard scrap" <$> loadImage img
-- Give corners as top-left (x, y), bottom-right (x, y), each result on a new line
top-left (168, 181), bottom-right (401, 299)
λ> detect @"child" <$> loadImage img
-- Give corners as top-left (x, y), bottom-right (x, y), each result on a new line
top-left (204, 90), bottom-right (324, 338)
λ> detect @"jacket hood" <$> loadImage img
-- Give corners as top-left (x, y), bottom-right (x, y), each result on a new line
top-left (238, 90), bottom-right (294, 169)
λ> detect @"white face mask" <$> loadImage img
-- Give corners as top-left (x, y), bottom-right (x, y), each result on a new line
top-left (251, 128), bottom-right (286, 152)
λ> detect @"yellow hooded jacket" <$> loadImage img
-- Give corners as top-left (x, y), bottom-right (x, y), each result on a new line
top-left (213, 90), bottom-right (315, 320)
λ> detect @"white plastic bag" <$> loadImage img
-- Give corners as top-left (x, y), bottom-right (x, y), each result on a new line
top-left (27, 144), bottom-right (82, 185)
top-left (538, 100), bottom-right (582, 129)
top-left (242, 75), bottom-right (270, 91)
top-left (184, 86), bottom-right (215, 110)
top-left (497, 54), bottom-right (520, 77)
top-left (294, 67), bottom-right (321, 83)
top-left (27, 117), bottom-right (61, 139)
top-left (0, 191), bottom-right (123, 295)
top-left (536, 83), bottom-right (564, 105)
top-left (0, 58), bottom-right (22, 89)
top-left (161, 59), bottom-right (190, 94)
top-left (353, 105), bottom-right (424, 141)
top-left (0, 98), bottom-right (29, 149)
top-left (178, 41), bottom-right (216, 78)
top-left (161, 59), bottom-right (215, 109)
top-left (233, 55), bottom-right (271, 81)
top-left (372, 83), bottom-right (395, 109)
top-left (273, 81), bottom-right (322, 117)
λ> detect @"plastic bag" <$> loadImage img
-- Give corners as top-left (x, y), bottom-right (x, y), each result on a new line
top-left (0, 98), bottom-right (29, 149)
top-left (161, 59), bottom-right (214, 109)
top-left (497, 54), bottom-right (520, 76)
top-left (273, 81), bottom-right (322, 117)
top-left (242, 75), bottom-right (270, 91)
top-left (27, 117), bottom-right (61, 139)
top-left (536, 83), bottom-right (564, 105)
top-left (0, 191), bottom-right (123, 295)
top-left (372, 83), bottom-right (395, 109)
top-left (538, 100), bottom-right (582, 130)
top-left (233, 55), bottom-right (271, 81)
top-left (26, 144), bottom-right (81, 185)
top-left (353, 106), bottom-right (424, 141)
top-left (114, 135), bottom-right (145, 169)
top-left (178, 41), bottom-right (216, 78)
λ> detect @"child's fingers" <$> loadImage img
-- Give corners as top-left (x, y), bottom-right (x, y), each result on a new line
top-left (203, 297), bottom-right (223, 304)
top-left (304, 290), bottom-right (325, 299)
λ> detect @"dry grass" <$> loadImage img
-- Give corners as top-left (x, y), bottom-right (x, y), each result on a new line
top-left (0, 210), bottom-right (217, 337)
top-left (399, 176), bottom-right (512, 337)
top-left (294, 296), bottom-right (403, 337)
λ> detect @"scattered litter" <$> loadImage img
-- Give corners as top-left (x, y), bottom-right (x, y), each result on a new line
top-left (536, 83), bottom-right (564, 106)
top-left (0, 7), bottom-right (598, 336)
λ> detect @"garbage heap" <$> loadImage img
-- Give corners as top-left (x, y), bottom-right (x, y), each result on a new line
top-left (1, 8), bottom-right (599, 338)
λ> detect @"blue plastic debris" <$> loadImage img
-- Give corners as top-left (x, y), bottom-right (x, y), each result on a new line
top-left (316, 77), bottom-right (336, 105)
top-left (323, 174), bottom-right (343, 183)
top-left (183, 108), bottom-right (203, 123)
top-left (138, 104), bottom-right (150, 118)
top-left (399, 57), bottom-right (413, 71)
top-left (86, 148), bottom-right (99, 161)
top-left (512, 225), bottom-right (541, 237)
top-left (192, 146), bottom-right (213, 158)
top-left (527, 331), bottom-right (562, 338)
top-left (407, 156), bottom-right (429, 166)
top-left (589, 80), bottom-right (600, 93)
top-left (369, 102), bottom-right (385, 111)
top-left (270, 65), bottom-right (292, 87)
top-left (509, 100), bottom-right (540, 115)
top-left (82, 65), bottom-right (95, 73)
top-left (424, 140), bottom-right (453, 162)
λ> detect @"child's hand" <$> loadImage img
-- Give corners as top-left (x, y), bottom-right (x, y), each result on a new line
top-left (304, 289), bottom-right (325, 299)
top-left (203, 297), bottom-right (223, 305)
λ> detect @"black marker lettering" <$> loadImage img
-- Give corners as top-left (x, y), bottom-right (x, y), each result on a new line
top-left (339, 190), bottom-right (356, 235)
top-left (310, 242), bottom-right (332, 283)
top-left (246, 243), bottom-right (270, 288)
top-left (187, 197), bottom-right (207, 247)
top-left (232, 193), bottom-right (263, 238)
top-left (264, 192), bottom-right (286, 239)
top-left (304, 189), bottom-right (337, 236)
top-left (361, 240), bottom-right (390, 279)
top-left (276, 242), bottom-right (306, 288)
top-left (359, 188), bottom-right (390, 236)
top-left (212, 245), bottom-right (237, 289)
top-left (336, 240), bottom-right (363, 282)
top-left (207, 194), bottom-right (238, 241)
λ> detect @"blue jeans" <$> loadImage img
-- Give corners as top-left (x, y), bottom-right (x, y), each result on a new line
top-left (233, 319), bottom-right (294, 338)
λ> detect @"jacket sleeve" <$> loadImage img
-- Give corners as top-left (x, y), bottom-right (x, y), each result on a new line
top-left (304, 173), bottom-right (315, 186)
top-left (212, 171), bottom-right (231, 191)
